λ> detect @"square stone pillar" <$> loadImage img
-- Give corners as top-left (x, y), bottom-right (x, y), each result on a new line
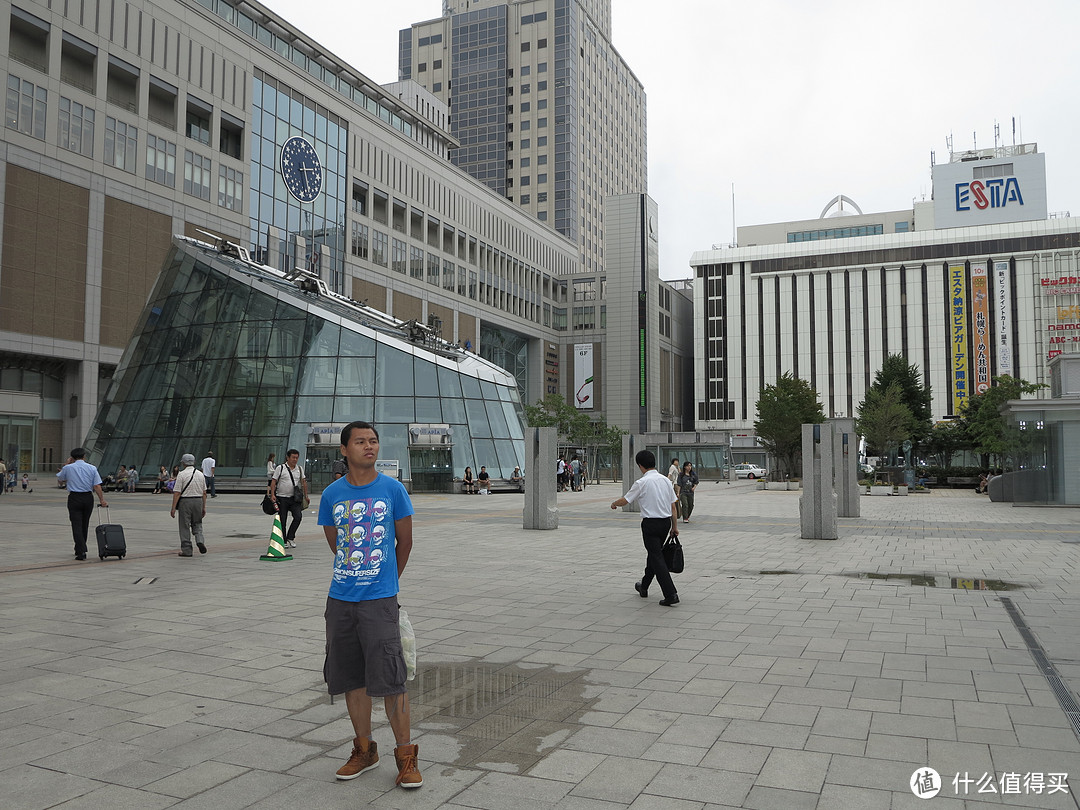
top-left (800, 423), bottom-right (837, 539)
top-left (620, 433), bottom-right (641, 513)
top-left (523, 426), bottom-right (558, 529)
top-left (831, 418), bottom-right (860, 517)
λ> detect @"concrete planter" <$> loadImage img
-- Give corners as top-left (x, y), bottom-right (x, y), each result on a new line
top-left (766, 481), bottom-right (790, 491)
top-left (870, 486), bottom-right (892, 496)
top-left (895, 485), bottom-right (908, 496)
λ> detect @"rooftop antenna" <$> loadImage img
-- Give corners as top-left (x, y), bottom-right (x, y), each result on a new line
top-left (1012, 116), bottom-right (1016, 146)
top-left (731, 183), bottom-right (737, 247)
top-left (946, 132), bottom-right (953, 158)
top-left (994, 121), bottom-right (1000, 150)
top-left (973, 130), bottom-right (977, 151)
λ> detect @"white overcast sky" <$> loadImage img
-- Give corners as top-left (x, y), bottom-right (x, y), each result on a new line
top-left (265, 0), bottom-right (1080, 280)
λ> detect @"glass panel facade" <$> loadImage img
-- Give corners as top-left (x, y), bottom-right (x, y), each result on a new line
top-left (84, 241), bottom-right (526, 489)
top-left (249, 75), bottom-right (347, 293)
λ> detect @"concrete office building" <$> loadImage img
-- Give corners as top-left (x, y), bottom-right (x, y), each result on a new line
top-left (399, 0), bottom-right (648, 277)
top-left (0, 0), bottom-right (689, 482)
top-left (691, 143), bottom-right (1080, 438)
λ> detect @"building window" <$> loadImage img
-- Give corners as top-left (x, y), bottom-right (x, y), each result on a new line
top-left (537, 173), bottom-right (547, 183)
top-left (537, 191), bottom-right (547, 202)
top-left (219, 116), bottom-right (243, 159)
top-left (351, 221), bottom-right (369, 259)
top-left (186, 105), bottom-right (211, 145)
top-left (183, 150), bottom-right (212, 200)
top-left (552, 307), bottom-right (566, 331)
top-left (573, 279), bottom-right (596, 301)
top-left (427, 252), bottom-right (440, 285)
top-left (469, 271), bottom-right (477, 299)
top-left (391, 238), bottom-right (407, 274)
top-left (458, 265), bottom-right (467, 296)
top-left (145, 134), bottom-right (177, 186)
top-left (895, 221), bottom-right (910, 233)
top-left (352, 181), bottom-right (368, 216)
top-left (6, 75), bottom-right (46, 139)
top-left (537, 136), bottom-right (547, 146)
top-left (104, 117), bottom-right (138, 172)
top-left (520, 194), bottom-right (530, 204)
top-left (520, 42), bottom-right (531, 52)
top-left (58, 96), bottom-right (94, 157)
top-left (573, 306), bottom-right (595, 330)
top-left (537, 117), bottom-right (547, 128)
top-left (371, 229), bottom-right (388, 267)
top-left (218, 165), bottom-right (243, 211)
top-left (443, 259), bottom-right (455, 290)
top-left (410, 245), bottom-right (424, 279)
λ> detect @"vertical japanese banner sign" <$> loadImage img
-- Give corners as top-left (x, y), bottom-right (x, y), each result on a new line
top-left (949, 264), bottom-right (969, 414)
top-left (970, 263), bottom-right (990, 395)
top-left (994, 260), bottom-right (1013, 375)
top-left (574, 343), bottom-right (594, 409)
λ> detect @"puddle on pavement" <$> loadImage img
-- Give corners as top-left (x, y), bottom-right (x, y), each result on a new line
top-left (227, 533), bottom-right (262, 538)
top-left (841, 572), bottom-right (1024, 590)
top-left (407, 662), bottom-right (595, 772)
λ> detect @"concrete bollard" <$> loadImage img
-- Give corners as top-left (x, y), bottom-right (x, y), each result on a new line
top-left (523, 426), bottom-right (559, 529)
top-left (620, 433), bottom-right (641, 513)
top-left (800, 422), bottom-right (838, 539)
top-left (831, 418), bottom-right (860, 518)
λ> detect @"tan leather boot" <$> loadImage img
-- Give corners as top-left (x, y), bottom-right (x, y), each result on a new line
top-left (335, 737), bottom-right (378, 780)
top-left (394, 743), bottom-right (423, 788)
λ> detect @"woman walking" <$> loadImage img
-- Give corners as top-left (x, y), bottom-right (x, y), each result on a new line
top-left (676, 461), bottom-right (699, 523)
top-left (266, 453), bottom-right (277, 484)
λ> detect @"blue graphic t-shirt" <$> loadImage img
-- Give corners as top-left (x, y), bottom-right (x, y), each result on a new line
top-left (317, 472), bottom-right (414, 602)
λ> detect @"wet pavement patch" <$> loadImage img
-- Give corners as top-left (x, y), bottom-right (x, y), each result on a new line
top-left (409, 662), bottom-right (596, 772)
top-left (842, 572), bottom-right (1024, 590)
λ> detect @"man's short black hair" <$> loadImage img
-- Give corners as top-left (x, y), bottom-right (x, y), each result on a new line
top-left (70, 447), bottom-right (87, 460)
top-left (340, 421), bottom-right (379, 446)
top-left (636, 450), bottom-right (656, 469)
top-left (286, 448), bottom-right (300, 457)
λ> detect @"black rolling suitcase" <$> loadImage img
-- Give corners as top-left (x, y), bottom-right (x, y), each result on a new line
top-left (95, 507), bottom-right (127, 560)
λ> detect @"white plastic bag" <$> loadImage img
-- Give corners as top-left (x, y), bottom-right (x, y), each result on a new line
top-left (399, 608), bottom-right (416, 681)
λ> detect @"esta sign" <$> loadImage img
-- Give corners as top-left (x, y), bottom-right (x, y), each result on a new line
top-left (955, 177), bottom-right (1024, 212)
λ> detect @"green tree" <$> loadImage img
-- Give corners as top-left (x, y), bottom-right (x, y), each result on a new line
top-left (868, 354), bottom-right (933, 446)
top-left (753, 372), bottom-right (826, 479)
top-left (960, 375), bottom-right (1046, 469)
top-left (524, 394), bottom-right (626, 480)
top-left (924, 420), bottom-right (967, 468)
top-left (856, 382), bottom-right (915, 460)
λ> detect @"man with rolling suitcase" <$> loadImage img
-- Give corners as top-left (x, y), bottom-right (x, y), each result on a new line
top-left (56, 448), bottom-right (109, 560)
top-left (170, 454), bottom-right (208, 557)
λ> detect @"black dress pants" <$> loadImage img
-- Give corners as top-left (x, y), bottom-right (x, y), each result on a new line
top-left (67, 491), bottom-right (94, 556)
top-left (638, 517), bottom-right (676, 600)
top-left (278, 495), bottom-right (303, 540)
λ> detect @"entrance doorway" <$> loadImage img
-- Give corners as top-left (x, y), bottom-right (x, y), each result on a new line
top-left (409, 445), bottom-right (453, 493)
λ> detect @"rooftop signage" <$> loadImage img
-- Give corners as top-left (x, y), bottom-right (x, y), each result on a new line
top-left (933, 151), bottom-right (1047, 228)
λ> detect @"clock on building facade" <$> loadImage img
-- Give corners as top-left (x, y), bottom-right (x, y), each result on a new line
top-left (280, 136), bottom-right (323, 203)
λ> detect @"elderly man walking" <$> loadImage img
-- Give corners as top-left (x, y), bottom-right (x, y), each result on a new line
top-left (170, 454), bottom-right (208, 556)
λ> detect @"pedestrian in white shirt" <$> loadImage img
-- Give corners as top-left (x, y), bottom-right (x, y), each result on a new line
top-left (611, 450), bottom-right (680, 606)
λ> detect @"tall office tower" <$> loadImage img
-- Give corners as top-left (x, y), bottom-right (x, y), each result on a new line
top-left (400, 0), bottom-right (647, 274)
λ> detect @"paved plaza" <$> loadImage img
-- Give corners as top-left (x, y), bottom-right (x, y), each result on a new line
top-left (2, 479), bottom-right (1080, 809)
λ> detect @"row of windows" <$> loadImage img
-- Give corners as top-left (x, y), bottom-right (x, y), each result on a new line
top-left (7, 74), bottom-right (243, 210)
top-left (787, 224), bottom-right (884, 243)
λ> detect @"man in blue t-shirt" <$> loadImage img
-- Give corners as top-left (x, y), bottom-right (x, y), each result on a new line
top-left (318, 421), bottom-right (422, 790)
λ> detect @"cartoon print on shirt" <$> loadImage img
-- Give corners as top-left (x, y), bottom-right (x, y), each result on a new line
top-left (333, 497), bottom-right (391, 584)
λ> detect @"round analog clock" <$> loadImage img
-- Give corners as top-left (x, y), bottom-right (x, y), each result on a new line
top-left (280, 136), bottom-right (323, 203)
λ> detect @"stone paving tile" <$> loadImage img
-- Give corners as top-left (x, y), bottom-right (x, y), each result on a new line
top-left (643, 763), bottom-right (756, 805)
